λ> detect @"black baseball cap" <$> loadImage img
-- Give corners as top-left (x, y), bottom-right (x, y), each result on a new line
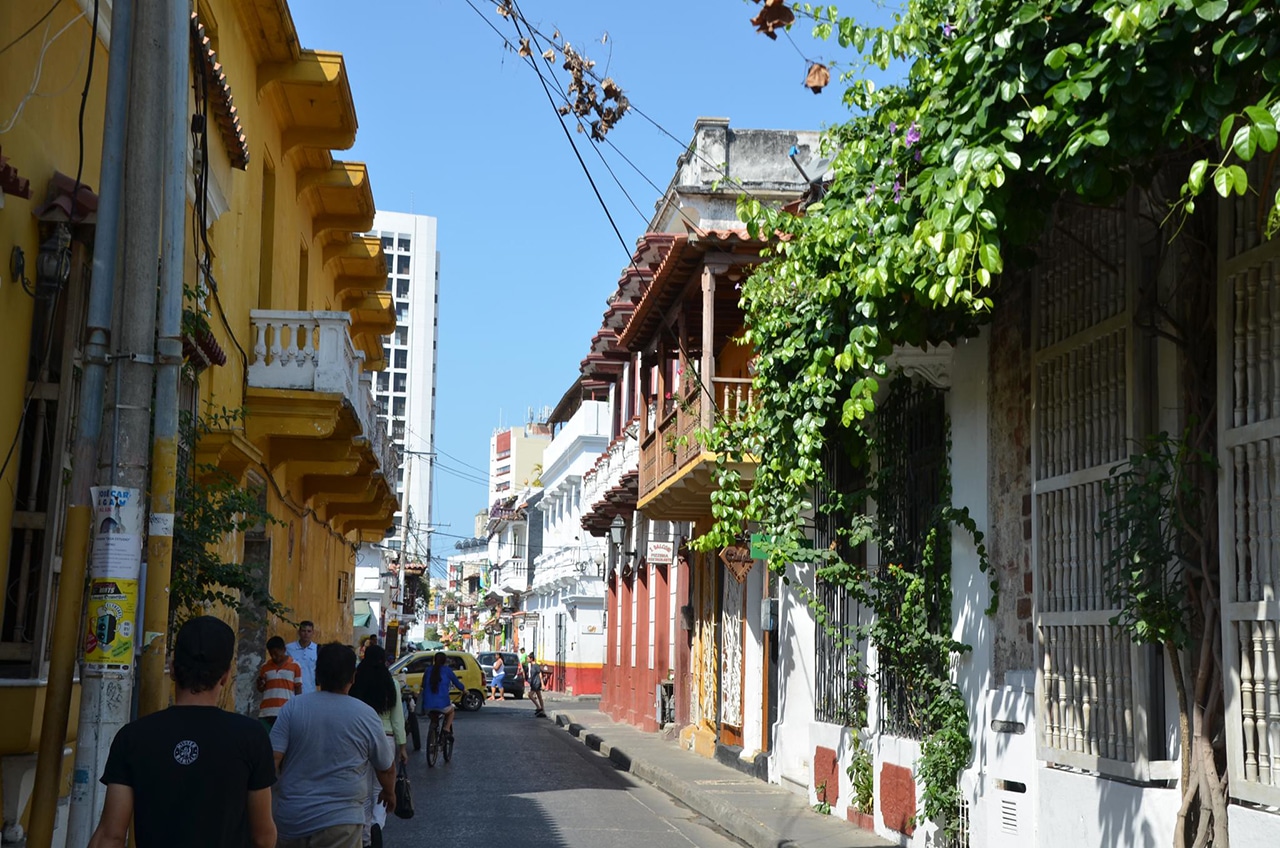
top-left (174, 615), bottom-right (235, 673)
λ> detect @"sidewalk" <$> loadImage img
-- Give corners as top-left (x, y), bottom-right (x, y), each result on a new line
top-left (544, 698), bottom-right (891, 848)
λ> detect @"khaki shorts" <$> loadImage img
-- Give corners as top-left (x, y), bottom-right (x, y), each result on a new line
top-left (277, 822), bottom-right (363, 848)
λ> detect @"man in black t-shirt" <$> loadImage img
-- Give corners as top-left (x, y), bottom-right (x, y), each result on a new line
top-left (88, 616), bottom-right (276, 848)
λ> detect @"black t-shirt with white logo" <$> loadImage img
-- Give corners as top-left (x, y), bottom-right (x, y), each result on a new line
top-left (100, 705), bottom-right (275, 846)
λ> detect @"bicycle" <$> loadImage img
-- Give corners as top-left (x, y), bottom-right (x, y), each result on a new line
top-left (423, 709), bottom-right (454, 767)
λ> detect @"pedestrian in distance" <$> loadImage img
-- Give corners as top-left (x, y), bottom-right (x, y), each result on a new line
top-left (256, 635), bottom-right (303, 728)
top-left (420, 652), bottom-right (465, 737)
top-left (525, 652), bottom-right (545, 717)
top-left (87, 616), bottom-right (277, 848)
top-left (271, 642), bottom-right (396, 848)
top-left (349, 644), bottom-right (408, 848)
top-left (489, 651), bottom-right (505, 701)
top-left (287, 619), bottom-right (318, 693)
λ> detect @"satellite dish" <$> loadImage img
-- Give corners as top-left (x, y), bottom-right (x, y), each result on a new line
top-left (789, 148), bottom-right (834, 185)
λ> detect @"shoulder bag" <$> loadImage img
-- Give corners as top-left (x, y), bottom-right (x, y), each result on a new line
top-left (394, 760), bottom-right (414, 819)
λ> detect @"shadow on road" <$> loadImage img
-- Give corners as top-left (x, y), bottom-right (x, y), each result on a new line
top-left (384, 698), bottom-right (673, 848)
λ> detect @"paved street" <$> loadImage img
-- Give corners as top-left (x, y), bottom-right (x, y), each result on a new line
top-left (381, 697), bottom-right (743, 848)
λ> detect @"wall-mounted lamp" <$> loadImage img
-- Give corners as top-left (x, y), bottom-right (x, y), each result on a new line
top-left (609, 514), bottom-right (636, 557)
top-left (36, 224), bottom-right (71, 297)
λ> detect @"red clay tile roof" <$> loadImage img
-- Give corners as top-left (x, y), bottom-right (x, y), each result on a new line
top-left (616, 228), bottom-right (766, 352)
top-left (0, 146), bottom-right (31, 200)
top-left (579, 233), bottom-right (679, 380)
top-left (32, 171), bottom-right (98, 223)
top-left (192, 13), bottom-right (249, 170)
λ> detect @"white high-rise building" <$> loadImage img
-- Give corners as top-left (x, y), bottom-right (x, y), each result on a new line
top-left (369, 211), bottom-right (440, 565)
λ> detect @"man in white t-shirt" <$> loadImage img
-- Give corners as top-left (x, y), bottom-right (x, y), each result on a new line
top-left (286, 620), bottom-right (317, 694)
top-left (271, 642), bottom-right (395, 848)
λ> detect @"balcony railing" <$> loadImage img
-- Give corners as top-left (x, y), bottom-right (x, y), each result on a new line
top-left (639, 377), bottom-right (755, 500)
top-left (491, 558), bottom-right (531, 595)
top-left (248, 310), bottom-right (396, 478)
top-left (581, 423), bottom-right (639, 509)
top-left (531, 542), bottom-right (605, 593)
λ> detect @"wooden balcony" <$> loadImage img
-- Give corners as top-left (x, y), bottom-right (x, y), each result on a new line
top-left (637, 376), bottom-right (756, 519)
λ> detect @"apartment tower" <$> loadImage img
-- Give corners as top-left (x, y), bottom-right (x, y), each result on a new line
top-left (370, 211), bottom-right (440, 563)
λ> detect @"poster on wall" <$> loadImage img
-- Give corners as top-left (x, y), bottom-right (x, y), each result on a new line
top-left (90, 485), bottom-right (144, 579)
top-left (84, 578), bottom-right (138, 672)
top-left (85, 486), bottom-right (144, 673)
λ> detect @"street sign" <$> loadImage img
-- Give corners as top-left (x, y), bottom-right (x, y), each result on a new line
top-left (719, 544), bottom-right (754, 582)
top-left (649, 541), bottom-right (674, 565)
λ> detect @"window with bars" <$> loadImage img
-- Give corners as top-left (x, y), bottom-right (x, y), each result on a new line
top-left (813, 437), bottom-right (865, 726)
top-left (1218, 156), bottom-right (1280, 809)
top-left (1031, 199), bottom-right (1164, 780)
top-left (874, 379), bottom-right (948, 739)
top-left (3, 237), bottom-right (88, 674)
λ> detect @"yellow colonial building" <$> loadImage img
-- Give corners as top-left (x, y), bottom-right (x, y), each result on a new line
top-left (0, 0), bottom-right (397, 838)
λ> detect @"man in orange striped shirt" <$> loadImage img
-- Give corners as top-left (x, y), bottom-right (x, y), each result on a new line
top-left (256, 636), bottom-right (303, 728)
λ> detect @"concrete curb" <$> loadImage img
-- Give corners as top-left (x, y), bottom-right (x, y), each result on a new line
top-left (552, 710), bottom-right (798, 848)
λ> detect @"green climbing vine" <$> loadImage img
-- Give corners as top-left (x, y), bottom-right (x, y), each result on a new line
top-left (172, 406), bottom-right (289, 634)
top-left (691, 0), bottom-right (1278, 839)
top-left (707, 405), bottom-right (985, 837)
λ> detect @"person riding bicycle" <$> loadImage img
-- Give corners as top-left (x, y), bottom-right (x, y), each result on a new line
top-left (419, 653), bottom-right (464, 737)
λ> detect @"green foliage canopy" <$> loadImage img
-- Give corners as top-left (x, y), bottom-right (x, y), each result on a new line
top-left (708, 0), bottom-right (1279, 558)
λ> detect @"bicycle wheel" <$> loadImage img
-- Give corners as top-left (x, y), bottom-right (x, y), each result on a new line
top-left (425, 721), bottom-right (438, 768)
top-left (442, 728), bottom-right (453, 764)
top-left (407, 711), bottom-right (421, 751)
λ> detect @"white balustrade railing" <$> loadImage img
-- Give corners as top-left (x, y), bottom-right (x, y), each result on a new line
top-left (249, 310), bottom-right (395, 478)
top-left (531, 542), bottom-right (606, 593)
top-left (581, 425), bottom-right (639, 509)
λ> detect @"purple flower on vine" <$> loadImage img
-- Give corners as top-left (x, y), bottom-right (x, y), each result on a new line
top-left (888, 121), bottom-right (898, 135)
top-left (866, 183), bottom-right (877, 201)
top-left (893, 179), bottom-right (902, 203)
top-left (942, 22), bottom-right (954, 37)
top-left (914, 149), bottom-right (922, 162)
top-left (904, 122), bottom-right (921, 148)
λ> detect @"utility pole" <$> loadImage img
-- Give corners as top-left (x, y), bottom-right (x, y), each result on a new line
top-left (66, 1), bottom-right (171, 841)
top-left (138, 0), bottom-right (192, 719)
top-left (27, 0), bottom-right (134, 843)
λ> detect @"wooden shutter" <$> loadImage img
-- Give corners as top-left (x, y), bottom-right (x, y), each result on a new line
top-left (1218, 157), bottom-right (1280, 807)
top-left (1032, 199), bottom-right (1156, 778)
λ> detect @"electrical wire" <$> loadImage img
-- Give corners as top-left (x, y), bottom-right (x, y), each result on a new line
top-left (499, 2), bottom-right (633, 261)
top-left (0, 0), bottom-right (60, 58)
top-left (433, 463), bottom-right (489, 488)
top-left (0, 11), bottom-right (88, 135)
top-left (498, 3), bottom-right (731, 426)
top-left (0, 0), bottom-right (99, 488)
top-left (459, 0), bottom-right (771, 209)
top-left (433, 445), bottom-right (488, 475)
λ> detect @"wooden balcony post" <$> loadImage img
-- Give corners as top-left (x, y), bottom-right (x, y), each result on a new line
top-left (701, 265), bottom-right (717, 431)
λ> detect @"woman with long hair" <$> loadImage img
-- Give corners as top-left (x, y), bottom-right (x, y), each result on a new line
top-left (350, 645), bottom-right (406, 848)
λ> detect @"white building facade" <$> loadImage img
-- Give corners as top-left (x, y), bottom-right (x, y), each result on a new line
top-left (523, 392), bottom-right (612, 695)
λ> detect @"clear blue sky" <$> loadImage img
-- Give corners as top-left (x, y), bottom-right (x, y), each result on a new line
top-left (290, 1), bottom-right (881, 570)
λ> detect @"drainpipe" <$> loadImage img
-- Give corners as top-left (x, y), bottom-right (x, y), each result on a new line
top-left (138, 0), bottom-right (191, 719)
top-left (26, 1), bottom-right (134, 844)
top-left (66, 0), bottom-right (168, 841)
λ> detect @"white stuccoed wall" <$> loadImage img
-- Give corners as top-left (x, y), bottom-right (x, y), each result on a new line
top-left (771, 560), bottom-right (818, 795)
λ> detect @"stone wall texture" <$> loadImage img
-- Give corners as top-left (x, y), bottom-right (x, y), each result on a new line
top-left (987, 280), bottom-right (1035, 683)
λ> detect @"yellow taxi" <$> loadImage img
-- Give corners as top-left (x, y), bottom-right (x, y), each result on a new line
top-left (391, 650), bottom-right (486, 711)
